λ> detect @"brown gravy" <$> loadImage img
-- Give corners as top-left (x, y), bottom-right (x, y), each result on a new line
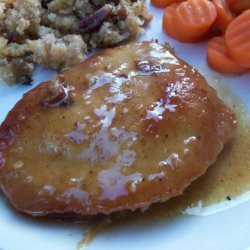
top-left (78, 77), bottom-right (250, 249)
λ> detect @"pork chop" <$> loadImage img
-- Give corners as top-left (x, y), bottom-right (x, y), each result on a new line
top-left (0, 41), bottom-right (236, 216)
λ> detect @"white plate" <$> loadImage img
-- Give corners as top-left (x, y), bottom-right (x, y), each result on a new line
top-left (0, 3), bottom-right (250, 250)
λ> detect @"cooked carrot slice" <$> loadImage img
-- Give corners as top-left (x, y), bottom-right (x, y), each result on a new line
top-left (225, 10), bottom-right (250, 68)
top-left (173, 0), bottom-right (217, 37)
top-left (207, 36), bottom-right (248, 75)
top-left (227, 0), bottom-right (250, 14)
top-left (150, 0), bottom-right (183, 9)
top-left (162, 3), bottom-right (205, 42)
top-left (212, 0), bottom-right (235, 33)
top-left (162, 4), bottom-right (181, 39)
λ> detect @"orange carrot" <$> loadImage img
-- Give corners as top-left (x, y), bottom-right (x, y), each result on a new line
top-left (150, 0), bottom-right (183, 9)
top-left (225, 10), bottom-right (250, 68)
top-left (172, 0), bottom-right (217, 37)
top-left (207, 36), bottom-right (248, 75)
top-left (227, 0), bottom-right (250, 14)
top-left (162, 4), bottom-right (181, 39)
top-left (162, 3), bottom-right (205, 42)
top-left (212, 0), bottom-right (235, 33)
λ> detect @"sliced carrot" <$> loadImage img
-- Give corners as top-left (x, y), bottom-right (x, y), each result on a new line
top-left (162, 3), bottom-right (205, 42)
top-left (212, 0), bottom-right (235, 33)
top-left (225, 10), bottom-right (250, 68)
top-left (150, 0), bottom-right (183, 9)
top-left (207, 36), bottom-right (248, 75)
top-left (227, 0), bottom-right (250, 14)
top-left (162, 4), bottom-right (181, 39)
top-left (172, 0), bottom-right (217, 37)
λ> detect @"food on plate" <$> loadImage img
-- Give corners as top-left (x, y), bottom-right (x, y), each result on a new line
top-left (159, 0), bottom-right (250, 75)
top-left (172, 0), bottom-right (217, 37)
top-left (225, 10), bottom-right (250, 68)
top-left (227, 0), bottom-right (250, 14)
top-left (162, 0), bottom-right (217, 42)
top-left (150, 0), bottom-right (183, 8)
top-left (162, 4), bottom-right (182, 41)
top-left (207, 36), bottom-right (248, 75)
top-left (0, 0), bottom-right (151, 85)
top-left (0, 41), bottom-right (236, 217)
top-left (212, 0), bottom-right (235, 33)
top-left (162, 3), bottom-right (204, 42)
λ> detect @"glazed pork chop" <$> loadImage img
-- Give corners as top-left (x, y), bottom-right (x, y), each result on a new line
top-left (0, 41), bottom-right (236, 216)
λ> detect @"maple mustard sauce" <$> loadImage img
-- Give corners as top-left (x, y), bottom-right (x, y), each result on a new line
top-left (1, 41), bottom-right (236, 218)
top-left (78, 76), bottom-right (250, 249)
top-left (0, 41), bottom-right (247, 247)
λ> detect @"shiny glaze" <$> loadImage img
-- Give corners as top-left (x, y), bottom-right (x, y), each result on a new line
top-left (0, 41), bottom-right (236, 216)
top-left (78, 89), bottom-right (250, 248)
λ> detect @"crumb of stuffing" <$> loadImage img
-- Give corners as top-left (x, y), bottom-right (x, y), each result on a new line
top-left (0, 0), bottom-right (152, 84)
top-left (0, 58), bottom-right (34, 85)
top-left (27, 34), bottom-right (87, 70)
top-left (4, 0), bottom-right (41, 36)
